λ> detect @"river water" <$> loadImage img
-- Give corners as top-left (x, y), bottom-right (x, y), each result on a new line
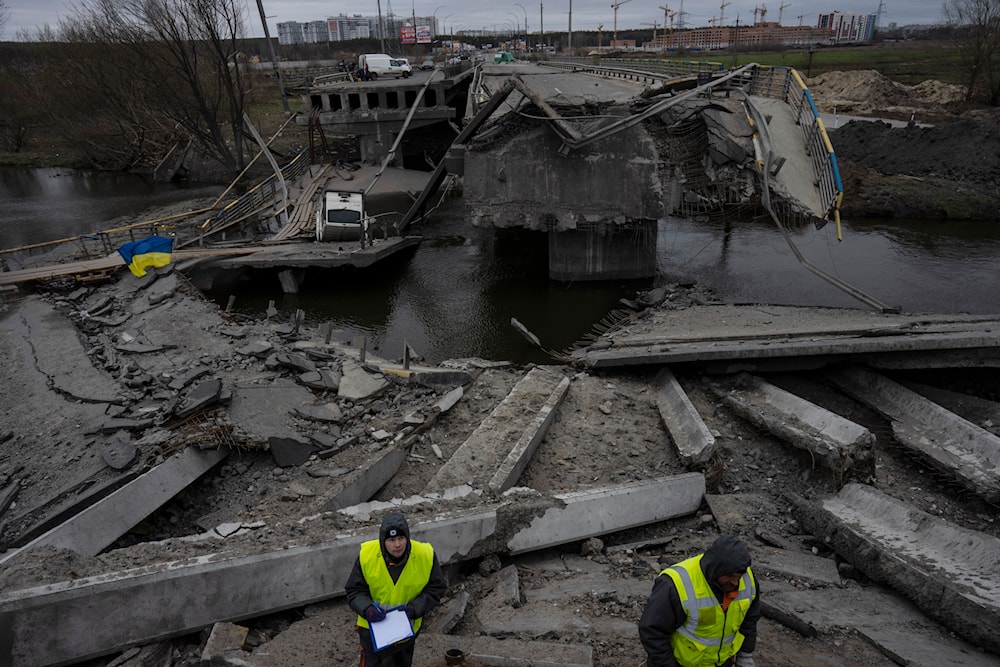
top-left (2, 167), bottom-right (999, 365)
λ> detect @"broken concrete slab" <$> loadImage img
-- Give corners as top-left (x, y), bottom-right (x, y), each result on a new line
top-left (827, 365), bottom-right (1000, 503)
top-left (338, 358), bottom-right (389, 401)
top-left (175, 377), bottom-right (223, 419)
top-left (228, 379), bottom-right (316, 442)
top-left (574, 306), bottom-right (1000, 370)
top-left (655, 368), bottom-right (716, 465)
top-left (0, 446), bottom-right (228, 564)
top-left (0, 474), bottom-right (701, 666)
top-left (765, 579), bottom-right (1000, 667)
top-left (268, 437), bottom-right (316, 467)
top-left (427, 366), bottom-right (570, 493)
top-left (167, 366), bottom-right (211, 391)
top-left (201, 622), bottom-right (250, 666)
top-left (19, 299), bottom-right (123, 404)
top-left (421, 590), bottom-right (470, 634)
top-left (297, 369), bottom-right (341, 391)
top-left (714, 372), bottom-right (874, 476)
top-left (790, 483), bottom-right (1000, 654)
top-left (291, 402), bottom-right (343, 423)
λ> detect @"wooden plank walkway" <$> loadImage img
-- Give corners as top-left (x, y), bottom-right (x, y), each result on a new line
top-left (0, 248), bottom-right (263, 286)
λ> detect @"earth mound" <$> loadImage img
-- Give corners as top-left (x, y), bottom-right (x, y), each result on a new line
top-left (806, 69), bottom-right (968, 117)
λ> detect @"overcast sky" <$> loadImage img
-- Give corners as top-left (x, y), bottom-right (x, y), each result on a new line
top-left (3, 0), bottom-right (948, 40)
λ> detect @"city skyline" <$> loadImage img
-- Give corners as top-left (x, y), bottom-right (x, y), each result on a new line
top-left (4, 0), bottom-right (948, 40)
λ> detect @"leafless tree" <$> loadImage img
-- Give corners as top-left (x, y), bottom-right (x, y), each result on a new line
top-left (54, 0), bottom-right (255, 173)
top-left (945, 0), bottom-right (1000, 105)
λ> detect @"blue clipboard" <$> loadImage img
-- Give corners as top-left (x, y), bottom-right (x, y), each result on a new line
top-left (370, 607), bottom-right (415, 651)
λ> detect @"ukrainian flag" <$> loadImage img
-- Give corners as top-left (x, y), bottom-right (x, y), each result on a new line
top-left (117, 235), bottom-right (174, 277)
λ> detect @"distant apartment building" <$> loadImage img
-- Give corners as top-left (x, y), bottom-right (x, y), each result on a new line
top-left (277, 14), bottom-right (442, 45)
top-left (646, 10), bottom-right (878, 50)
top-left (817, 11), bottom-right (878, 42)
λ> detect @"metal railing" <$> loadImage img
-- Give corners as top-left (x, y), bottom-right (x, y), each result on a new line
top-left (540, 57), bottom-right (724, 87)
top-left (188, 149), bottom-right (312, 247)
top-left (744, 65), bottom-right (844, 228)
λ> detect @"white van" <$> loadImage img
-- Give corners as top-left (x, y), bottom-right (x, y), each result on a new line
top-left (358, 53), bottom-right (412, 80)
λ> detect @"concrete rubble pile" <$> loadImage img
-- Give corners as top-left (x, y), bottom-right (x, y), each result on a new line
top-left (1, 265), bottom-right (1000, 667)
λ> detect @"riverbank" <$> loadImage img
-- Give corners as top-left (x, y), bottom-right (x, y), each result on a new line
top-left (2, 246), bottom-right (999, 665)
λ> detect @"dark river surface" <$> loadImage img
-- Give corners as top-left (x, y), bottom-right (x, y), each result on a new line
top-left (2, 167), bottom-right (999, 365)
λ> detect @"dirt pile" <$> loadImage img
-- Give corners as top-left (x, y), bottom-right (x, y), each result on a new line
top-left (805, 69), bottom-right (968, 117)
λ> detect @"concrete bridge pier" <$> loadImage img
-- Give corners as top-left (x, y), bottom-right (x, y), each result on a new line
top-left (547, 222), bottom-right (657, 281)
top-left (462, 118), bottom-right (667, 282)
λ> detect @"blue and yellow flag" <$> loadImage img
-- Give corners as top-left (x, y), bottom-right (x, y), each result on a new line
top-left (117, 235), bottom-right (174, 277)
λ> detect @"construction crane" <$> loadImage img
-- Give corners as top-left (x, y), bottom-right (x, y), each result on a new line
top-left (778, 1), bottom-right (790, 24)
top-left (658, 4), bottom-right (670, 44)
top-left (797, 13), bottom-right (804, 25)
top-left (597, 23), bottom-right (604, 47)
top-left (611, 0), bottom-right (634, 42)
top-left (667, 9), bottom-right (677, 47)
top-left (719, 0), bottom-right (731, 26)
top-left (758, 4), bottom-right (767, 21)
top-left (642, 20), bottom-right (659, 42)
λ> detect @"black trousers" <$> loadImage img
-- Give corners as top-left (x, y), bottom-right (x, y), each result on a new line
top-left (356, 626), bottom-right (417, 667)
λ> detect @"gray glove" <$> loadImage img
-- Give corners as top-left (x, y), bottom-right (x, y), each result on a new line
top-left (734, 653), bottom-right (755, 667)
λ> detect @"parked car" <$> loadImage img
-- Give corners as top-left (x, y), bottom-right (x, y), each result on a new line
top-left (494, 51), bottom-right (515, 63)
top-left (420, 58), bottom-right (435, 70)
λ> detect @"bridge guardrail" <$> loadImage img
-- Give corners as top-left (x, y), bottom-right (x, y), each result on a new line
top-left (0, 149), bottom-right (314, 276)
top-left (745, 65), bottom-right (843, 229)
top-left (541, 58), bottom-right (723, 87)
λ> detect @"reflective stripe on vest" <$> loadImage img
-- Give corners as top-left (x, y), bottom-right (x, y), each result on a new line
top-left (356, 539), bottom-right (434, 632)
top-left (662, 554), bottom-right (756, 666)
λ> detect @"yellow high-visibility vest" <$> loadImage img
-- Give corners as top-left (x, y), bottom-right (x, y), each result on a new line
top-left (356, 539), bottom-right (434, 633)
top-left (662, 554), bottom-right (756, 667)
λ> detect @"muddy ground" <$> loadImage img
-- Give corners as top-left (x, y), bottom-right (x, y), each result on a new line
top-left (1, 69), bottom-right (999, 667)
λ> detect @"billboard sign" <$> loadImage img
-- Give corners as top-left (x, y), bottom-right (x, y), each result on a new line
top-left (416, 25), bottom-right (432, 43)
top-left (400, 24), bottom-right (416, 44)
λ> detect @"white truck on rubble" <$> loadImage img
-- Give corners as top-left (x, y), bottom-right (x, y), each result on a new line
top-left (315, 189), bottom-right (372, 243)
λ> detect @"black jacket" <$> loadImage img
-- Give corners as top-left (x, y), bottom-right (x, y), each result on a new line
top-left (638, 535), bottom-right (761, 667)
top-left (345, 511), bottom-right (448, 623)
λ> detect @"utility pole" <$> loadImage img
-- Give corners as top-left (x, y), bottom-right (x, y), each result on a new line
top-left (597, 23), bottom-right (603, 47)
top-left (611, 0), bottom-right (633, 43)
top-left (377, 0), bottom-right (385, 52)
top-left (568, 0), bottom-right (572, 51)
top-left (540, 2), bottom-right (544, 50)
top-left (254, 0), bottom-right (289, 117)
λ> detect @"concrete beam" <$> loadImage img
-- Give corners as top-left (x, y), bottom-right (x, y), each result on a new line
top-left (488, 375), bottom-right (570, 494)
top-left (427, 366), bottom-right (569, 493)
top-left (715, 372), bottom-right (874, 477)
top-left (827, 365), bottom-right (1000, 503)
top-left (0, 447), bottom-right (227, 565)
top-left (790, 483), bottom-right (1000, 655)
top-left (654, 368), bottom-right (716, 465)
top-left (765, 579), bottom-right (1000, 667)
top-left (0, 474), bottom-right (703, 667)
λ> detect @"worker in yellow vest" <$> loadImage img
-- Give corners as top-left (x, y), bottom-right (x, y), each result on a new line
top-left (345, 511), bottom-right (447, 666)
top-left (639, 534), bottom-right (760, 667)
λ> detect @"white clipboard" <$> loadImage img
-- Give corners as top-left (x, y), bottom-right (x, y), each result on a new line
top-left (370, 608), bottom-right (415, 651)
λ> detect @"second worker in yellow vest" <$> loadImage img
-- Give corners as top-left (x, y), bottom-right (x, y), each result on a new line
top-left (638, 534), bottom-right (761, 667)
